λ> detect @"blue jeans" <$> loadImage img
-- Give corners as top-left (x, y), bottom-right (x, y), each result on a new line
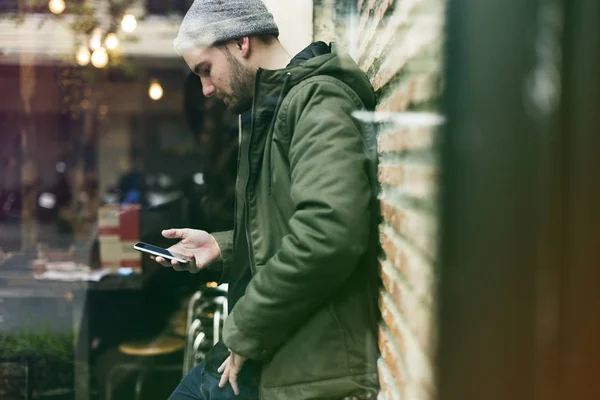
top-left (168, 361), bottom-right (259, 400)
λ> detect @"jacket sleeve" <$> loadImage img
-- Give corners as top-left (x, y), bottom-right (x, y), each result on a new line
top-left (222, 80), bottom-right (373, 360)
top-left (209, 230), bottom-right (234, 284)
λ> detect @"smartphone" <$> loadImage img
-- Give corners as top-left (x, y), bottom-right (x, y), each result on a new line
top-left (133, 242), bottom-right (190, 264)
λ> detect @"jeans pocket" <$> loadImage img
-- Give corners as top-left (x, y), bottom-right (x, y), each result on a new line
top-left (202, 369), bottom-right (259, 400)
top-left (202, 369), bottom-right (233, 400)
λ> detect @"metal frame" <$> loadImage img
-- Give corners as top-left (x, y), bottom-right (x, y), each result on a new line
top-left (437, 0), bottom-right (599, 399)
top-left (182, 289), bottom-right (228, 375)
top-left (0, 357), bottom-right (33, 400)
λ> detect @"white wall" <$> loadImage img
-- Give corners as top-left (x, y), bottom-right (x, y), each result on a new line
top-left (263, 0), bottom-right (313, 56)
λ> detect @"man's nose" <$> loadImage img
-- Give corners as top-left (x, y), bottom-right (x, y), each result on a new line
top-left (202, 82), bottom-right (215, 98)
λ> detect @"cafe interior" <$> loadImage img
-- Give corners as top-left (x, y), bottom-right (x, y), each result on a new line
top-left (0, 0), bottom-right (312, 399)
top-left (2, 0), bottom-right (599, 399)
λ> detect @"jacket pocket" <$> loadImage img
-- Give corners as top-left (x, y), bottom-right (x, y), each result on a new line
top-left (260, 302), bottom-right (349, 388)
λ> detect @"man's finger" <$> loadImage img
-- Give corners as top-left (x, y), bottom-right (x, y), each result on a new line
top-left (162, 228), bottom-right (189, 239)
top-left (191, 255), bottom-right (205, 272)
top-left (218, 364), bottom-right (229, 389)
top-left (154, 256), bottom-right (171, 268)
top-left (229, 371), bottom-right (240, 396)
top-left (172, 262), bottom-right (186, 272)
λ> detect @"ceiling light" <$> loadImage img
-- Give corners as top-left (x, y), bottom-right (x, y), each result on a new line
top-left (121, 14), bottom-right (137, 33)
top-left (48, 0), bottom-right (65, 15)
top-left (91, 47), bottom-right (108, 68)
top-left (76, 46), bottom-right (90, 66)
top-left (105, 33), bottom-right (119, 50)
top-left (149, 79), bottom-right (163, 101)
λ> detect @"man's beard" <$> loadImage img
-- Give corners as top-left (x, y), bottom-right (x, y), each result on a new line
top-left (221, 50), bottom-right (255, 114)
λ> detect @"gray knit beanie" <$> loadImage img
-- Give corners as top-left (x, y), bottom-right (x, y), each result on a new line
top-left (173, 0), bottom-right (280, 55)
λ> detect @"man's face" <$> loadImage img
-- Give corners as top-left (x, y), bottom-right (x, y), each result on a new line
top-left (183, 44), bottom-right (255, 114)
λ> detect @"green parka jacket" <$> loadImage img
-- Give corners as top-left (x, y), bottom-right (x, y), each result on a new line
top-left (211, 42), bottom-right (380, 400)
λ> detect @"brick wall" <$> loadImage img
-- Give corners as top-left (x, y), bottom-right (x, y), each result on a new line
top-left (360, 0), bottom-right (445, 398)
top-left (315, 1), bottom-right (446, 398)
top-left (313, 0), bottom-right (338, 46)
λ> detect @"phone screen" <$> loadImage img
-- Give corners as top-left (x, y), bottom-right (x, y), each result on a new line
top-left (133, 242), bottom-right (189, 263)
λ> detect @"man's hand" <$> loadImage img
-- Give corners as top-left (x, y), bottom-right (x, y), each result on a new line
top-left (217, 350), bottom-right (247, 396)
top-left (152, 228), bottom-right (221, 273)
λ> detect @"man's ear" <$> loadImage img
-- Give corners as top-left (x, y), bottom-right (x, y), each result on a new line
top-left (237, 37), bottom-right (251, 59)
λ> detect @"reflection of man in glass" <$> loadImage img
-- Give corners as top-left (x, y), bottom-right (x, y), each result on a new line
top-left (158, 1), bottom-right (380, 399)
top-left (184, 72), bottom-right (238, 233)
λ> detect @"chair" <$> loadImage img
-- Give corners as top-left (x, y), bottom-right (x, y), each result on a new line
top-left (182, 284), bottom-right (228, 375)
top-left (105, 283), bottom-right (227, 399)
top-left (105, 335), bottom-right (184, 400)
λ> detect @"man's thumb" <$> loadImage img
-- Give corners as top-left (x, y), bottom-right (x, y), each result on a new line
top-left (162, 228), bottom-right (187, 239)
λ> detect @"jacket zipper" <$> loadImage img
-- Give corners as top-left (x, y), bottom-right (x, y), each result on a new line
top-left (266, 72), bottom-right (292, 195)
top-left (232, 114), bottom-right (242, 241)
top-left (245, 69), bottom-right (262, 276)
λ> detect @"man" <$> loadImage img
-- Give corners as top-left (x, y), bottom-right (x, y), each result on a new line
top-left (157, 0), bottom-right (380, 398)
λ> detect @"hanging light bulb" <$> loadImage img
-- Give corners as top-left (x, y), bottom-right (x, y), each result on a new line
top-left (91, 47), bottom-right (109, 68)
top-left (48, 0), bottom-right (65, 14)
top-left (104, 33), bottom-right (119, 50)
top-left (76, 46), bottom-right (90, 66)
top-left (121, 14), bottom-right (137, 33)
top-left (148, 79), bottom-right (163, 101)
top-left (89, 28), bottom-right (102, 51)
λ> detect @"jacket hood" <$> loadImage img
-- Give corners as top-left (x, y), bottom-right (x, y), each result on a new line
top-left (245, 42), bottom-right (378, 200)
top-left (258, 42), bottom-right (376, 111)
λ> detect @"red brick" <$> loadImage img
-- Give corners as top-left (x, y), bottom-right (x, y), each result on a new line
top-left (358, 0), bottom-right (396, 61)
top-left (377, 364), bottom-right (389, 398)
top-left (380, 199), bottom-right (405, 236)
top-left (354, 0), bottom-right (446, 395)
top-left (379, 261), bottom-right (395, 297)
top-left (377, 359), bottom-right (394, 400)
top-left (377, 86), bottom-right (407, 111)
top-left (380, 291), bottom-right (405, 353)
top-left (381, 237), bottom-right (436, 359)
top-left (370, 17), bottom-right (442, 92)
top-left (382, 227), bottom-right (435, 302)
top-left (357, 0), bottom-right (380, 38)
top-left (378, 164), bottom-right (404, 186)
top-left (380, 230), bottom-right (395, 265)
top-left (378, 163), bottom-right (438, 199)
top-left (374, 78), bottom-right (415, 111)
top-left (380, 199), bottom-right (437, 257)
top-left (400, 280), bottom-right (434, 354)
top-left (359, 0), bottom-right (423, 72)
top-left (405, 164), bottom-right (438, 198)
top-left (381, 260), bottom-right (432, 352)
top-left (377, 125), bottom-right (438, 152)
top-left (378, 325), bottom-right (404, 388)
top-left (380, 228), bottom-right (407, 275)
top-left (380, 263), bottom-right (405, 317)
top-left (376, 72), bottom-right (441, 112)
